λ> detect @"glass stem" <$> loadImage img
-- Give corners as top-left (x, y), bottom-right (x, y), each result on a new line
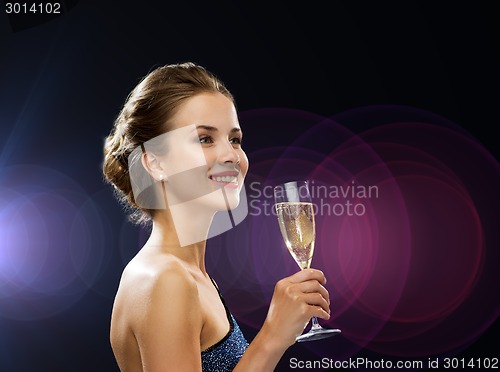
top-left (311, 317), bottom-right (322, 330)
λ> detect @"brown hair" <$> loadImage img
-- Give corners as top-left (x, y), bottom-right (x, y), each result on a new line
top-left (102, 62), bottom-right (234, 224)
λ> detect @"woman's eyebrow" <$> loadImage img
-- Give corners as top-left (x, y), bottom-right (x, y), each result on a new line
top-left (196, 125), bottom-right (217, 132)
top-left (195, 125), bottom-right (242, 134)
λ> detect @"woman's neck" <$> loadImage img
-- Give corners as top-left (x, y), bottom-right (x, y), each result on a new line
top-left (143, 205), bottom-right (215, 273)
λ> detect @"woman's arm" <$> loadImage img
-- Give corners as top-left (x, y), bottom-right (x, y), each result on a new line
top-left (234, 269), bottom-right (330, 371)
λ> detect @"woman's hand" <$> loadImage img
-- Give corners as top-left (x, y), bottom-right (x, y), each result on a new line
top-left (262, 269), bottom-right (331, 350)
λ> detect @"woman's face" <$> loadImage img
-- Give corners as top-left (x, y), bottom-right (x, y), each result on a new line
top-left (152, 92), bottom-right (248, 211)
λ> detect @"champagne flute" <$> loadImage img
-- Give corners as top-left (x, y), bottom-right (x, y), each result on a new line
top-left (274, 180), bottom-right (341, 342)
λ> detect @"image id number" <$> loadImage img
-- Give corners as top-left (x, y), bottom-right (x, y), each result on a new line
top-left (5, 2), bottom-right (61, 14)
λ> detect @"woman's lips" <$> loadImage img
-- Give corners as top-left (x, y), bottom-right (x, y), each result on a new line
top-left (208, 173), bottom-right (239, 189)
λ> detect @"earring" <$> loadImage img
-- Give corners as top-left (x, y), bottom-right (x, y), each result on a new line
top-left (159, 174), bottom-right (166, 182)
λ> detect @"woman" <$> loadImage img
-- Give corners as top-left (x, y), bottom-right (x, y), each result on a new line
top-left (103, 62), bottom-right (331, 371)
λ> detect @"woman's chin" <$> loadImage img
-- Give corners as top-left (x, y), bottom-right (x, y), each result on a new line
top-left (210, 193), bottom-right (240, 211)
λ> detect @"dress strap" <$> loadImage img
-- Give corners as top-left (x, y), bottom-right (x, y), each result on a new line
top-left (209, 276), bottom-right (221, 294)
top-left (208, 276), bottom-right (231, 319)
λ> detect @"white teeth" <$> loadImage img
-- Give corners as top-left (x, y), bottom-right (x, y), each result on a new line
top-left (212, 176), bottom-right (237, 183)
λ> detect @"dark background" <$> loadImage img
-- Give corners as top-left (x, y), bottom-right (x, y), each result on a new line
top-left (1, 1), bottom-right (498, 371)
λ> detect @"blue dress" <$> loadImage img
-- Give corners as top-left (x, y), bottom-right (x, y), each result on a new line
top-left (201, 279), bottom-right (249, 371)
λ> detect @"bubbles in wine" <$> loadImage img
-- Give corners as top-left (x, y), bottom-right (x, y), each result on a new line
top-left (275, 202), bottom-right (315, 269)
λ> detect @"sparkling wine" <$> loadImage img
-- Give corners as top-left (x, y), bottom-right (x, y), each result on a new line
top-left (274, 181), bottom-right (341, 342)
top-left (275, 202), bottom-right (315, 270)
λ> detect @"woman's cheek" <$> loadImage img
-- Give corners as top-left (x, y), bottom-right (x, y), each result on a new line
top-left (240, 151), bottom-right (249, 176)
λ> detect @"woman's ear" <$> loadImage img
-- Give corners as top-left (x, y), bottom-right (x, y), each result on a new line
top-left (141, 152), bottom-right (166, 182)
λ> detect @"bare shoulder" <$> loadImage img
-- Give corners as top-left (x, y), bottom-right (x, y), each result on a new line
top-left (123, 253), bottom-right (198, 303)
top-left (113, 253), bottom-right (202, 329)
top-left (111, 254), bottom-right (204, 370)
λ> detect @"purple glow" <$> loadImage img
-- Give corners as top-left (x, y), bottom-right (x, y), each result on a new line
top-left (0, 165), bottom-right (107, 319)
top-left (206, 106), bottom-right (499, 359)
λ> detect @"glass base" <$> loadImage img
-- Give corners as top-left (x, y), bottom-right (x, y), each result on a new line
top-left (296, 327), bottom-right (341, 342)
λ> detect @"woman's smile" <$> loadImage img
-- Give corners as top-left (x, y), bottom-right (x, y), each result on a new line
top-left (208, 170), bottom-right (240, 189)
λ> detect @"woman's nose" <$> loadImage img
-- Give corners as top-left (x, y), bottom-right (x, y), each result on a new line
top-left (216, 141), bottom-right (240, 164)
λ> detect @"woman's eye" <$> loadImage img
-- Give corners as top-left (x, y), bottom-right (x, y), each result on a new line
top-left (230, 137), bottom-right (242, 145)
top-left (199, 136), bottom-right (213, 144)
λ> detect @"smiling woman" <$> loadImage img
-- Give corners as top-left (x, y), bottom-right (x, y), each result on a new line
top-left (102, 62), bottom-right (332, 371)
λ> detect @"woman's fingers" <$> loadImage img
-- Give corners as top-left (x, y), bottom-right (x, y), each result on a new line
top-left (288, 269), bottom-right (327, 285)
top-left (296, 280), bottom-right (330, 305)
top-left (284, 269), bottom-right (331, 307)
top-left (264, 270), bottom-right (334, 349)
top-left (283, 273), bottom-right (332, 318)
top-left (300, 292), bottom-right (330, 318)
top-left (313, 306), bottom-right (331, 321)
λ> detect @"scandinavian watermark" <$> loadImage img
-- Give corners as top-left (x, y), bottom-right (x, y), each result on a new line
top-left (248, 180), bottom-right (379, 217)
